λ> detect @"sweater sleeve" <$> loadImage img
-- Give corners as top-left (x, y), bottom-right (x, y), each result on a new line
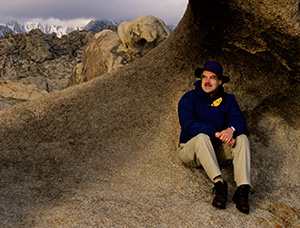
top-left (226, 95), bottom-right (247, 136)
top-left (178, 93), bottom-right (217, 137)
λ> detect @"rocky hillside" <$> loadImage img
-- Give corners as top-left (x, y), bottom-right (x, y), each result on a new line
top-left (0, 0), bottom-right (299, 227)
top-left (0, 29), bottom-right (94, 109)
top-left (0, 15), bottom-right (170, 110)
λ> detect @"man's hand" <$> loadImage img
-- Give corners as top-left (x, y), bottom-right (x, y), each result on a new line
top-left (215, 127), bottom-right (236, 148)
top-left (226, 138), bottom-right (236, 148)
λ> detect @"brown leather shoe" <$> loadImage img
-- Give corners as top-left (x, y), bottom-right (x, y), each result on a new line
top-left (212, 181), bottom-right (228, 209)
top-left (233, 185), bottom-right (254, 214)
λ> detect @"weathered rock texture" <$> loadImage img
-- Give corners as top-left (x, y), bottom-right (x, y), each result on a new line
top-left (68, 30), bottom-right (123, 86)
top-left (118, 14), bottom-right (171, 59)
top-left (69, 15), bottom-right (170, 86)
top-left (0, 29), bottom-right (94, 109)
top-left (0, 80), bottom-right (48, 105)
top-left (0, 0), bottom-right (299, 227)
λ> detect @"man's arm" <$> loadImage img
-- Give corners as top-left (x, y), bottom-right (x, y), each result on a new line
top-left (226, 96), bottom-right (247, 136)
top-left (178, 94), bottom-right (216, 137)
top-left (215, 95), bottom-right (246, 148)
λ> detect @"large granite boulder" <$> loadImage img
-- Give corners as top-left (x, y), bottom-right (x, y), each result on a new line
top-left (0, 0), bottom-right (299, 227)
top-left (118, 14), bottom-right (171, 59)
top-left (68, 30), bottom-right (123, 86)
top-left (69, 15), bottom-right (170, 86)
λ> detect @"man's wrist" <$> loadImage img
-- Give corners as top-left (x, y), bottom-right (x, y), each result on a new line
top-left (230, 126), bottom-right (236, 132)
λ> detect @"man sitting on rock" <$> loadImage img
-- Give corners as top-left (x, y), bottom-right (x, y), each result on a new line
top-left (177, 61), bottom-right (253, 214)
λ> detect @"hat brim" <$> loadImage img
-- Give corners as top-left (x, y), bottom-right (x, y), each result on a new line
top-left (194, 68), bottom-right (230, 83)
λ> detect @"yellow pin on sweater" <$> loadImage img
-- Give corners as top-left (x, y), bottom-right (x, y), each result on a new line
top-left (211, 97), bottom-right (222, 107)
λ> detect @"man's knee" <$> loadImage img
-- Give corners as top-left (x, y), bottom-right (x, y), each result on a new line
top-left (194, 133), bottom-right (210, 142)
top-left (178, 134), bottom-right (211, 162)
top-left (193, 134), bottom-right (215, 154)
top-left (233, 134), bottom-right (250, 158)
top-left (236, 134), bottom-right (249, 145)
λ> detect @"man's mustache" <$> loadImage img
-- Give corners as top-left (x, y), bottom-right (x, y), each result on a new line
top-left (205, 83), bottom-right (212, 87)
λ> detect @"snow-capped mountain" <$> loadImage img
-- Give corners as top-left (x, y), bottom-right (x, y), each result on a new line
top-left (6, 20), bottom-right (24, 33)
top-left (0, 20), bottom-right (84, 38)
top-left (22, 22), bottom-right (83, 38)
top-left (0, 24), bottom-right (12, 37)
top-left (0, 19), bottom-right (176, 38)
top-left (83, 19), bottom-right (122, 32)
top-left (0, 20), bottom-right (116, 38)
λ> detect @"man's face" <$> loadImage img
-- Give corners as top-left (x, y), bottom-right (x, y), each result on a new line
top-left (201, 70), bottom-right (223, 97)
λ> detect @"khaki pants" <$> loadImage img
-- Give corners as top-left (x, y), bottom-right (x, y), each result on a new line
top-left (178, 134), bottom-right (251, 186)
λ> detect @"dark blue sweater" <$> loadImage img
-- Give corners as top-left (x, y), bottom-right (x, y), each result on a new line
top-left (178, 81), bottom-right (247, 144)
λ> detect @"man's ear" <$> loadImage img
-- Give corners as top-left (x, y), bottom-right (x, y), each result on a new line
top-left (219, 79), bottom-right (223, 85)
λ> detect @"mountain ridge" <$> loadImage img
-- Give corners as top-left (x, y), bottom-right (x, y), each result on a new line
top-left (0, 19), bottom-right (120, 38)
top-left (0, 19), bottom-right (176, 38)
